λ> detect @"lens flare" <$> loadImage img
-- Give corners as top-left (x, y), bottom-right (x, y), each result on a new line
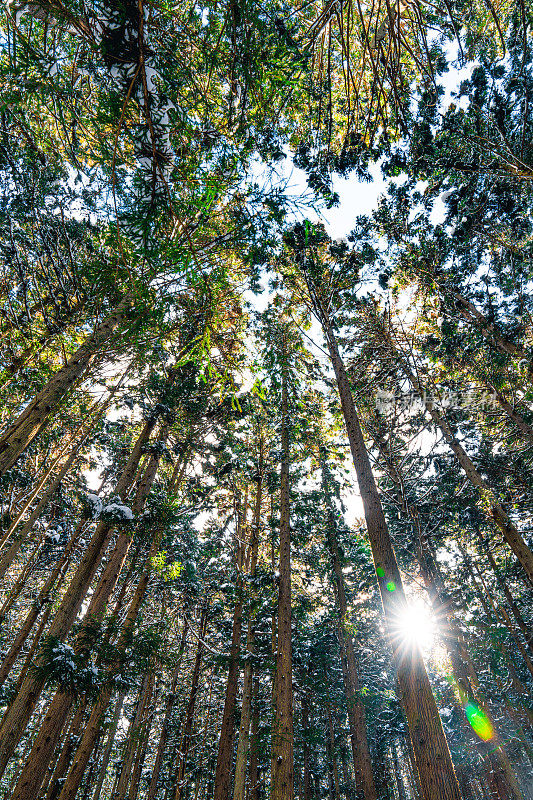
top-left (394, 598), bottom-right (436, 654)
top-left (464, 703), bottom-right (494, 741)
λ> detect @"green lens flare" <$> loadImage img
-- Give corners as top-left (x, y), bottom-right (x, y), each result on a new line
top-left (386, 581), bottom-right (396, 592)
top-left (464, 703), bottom-right (494, 741)
top-left (376, 567), bottom-right (385, 577)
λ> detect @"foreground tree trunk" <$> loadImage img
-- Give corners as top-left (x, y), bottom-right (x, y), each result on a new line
top-left (0, 415), bottom-right (156, 782)
top-left (271, 337), bottom-right (294, 800)
top-left (369, 420), bottom-right (523, 800)
top-left (315, 306), bottom-right (463, 800)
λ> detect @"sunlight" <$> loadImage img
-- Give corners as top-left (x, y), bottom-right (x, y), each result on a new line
top-left (394, 598), bottom-right (437, 655)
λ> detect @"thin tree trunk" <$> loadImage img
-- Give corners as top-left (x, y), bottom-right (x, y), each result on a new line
top-left (147, 620), bottom-right (190, 800)
top-left (0, 388), bottom-right (116, 580)
top-left (90, 692), bottom-right (126, 800)
top-left (193, 674), bottom-right (215, 800)
top-left (249, 676), bottom-right (261, 800)
top-left (44, 701), bottom-right (87, 800)
top-left (115, 672), bottom-right (154, 800)
top-left (52, 517), bottom-right (172, 800)
top-left (391, 743), bottom-right (408, 800)
top-left (301, 687), bottom-right (311, 800)
top-left (476, 530), bottom-right (533, 655)
top-left (0, 295), bottom-right (131, 476)
top-left (380, 324), bottom-right (533, 585)
top-left (213, 532), bottom-right (245, 800)
top-left (173, 603), bottom-right (209, 800)
top-left (488, 384), bottom-right (533, 445)
top-left (369, 422), bottom-right (523, 800)
top-left (233, 447), bottom-right (263, 800)
top-left (271, 335), bottom-right (294, 800)
top-left (449, 289), bottom-right (531, 367)
top-left (320, 450), bottom-right (377, 800)
top-left (326, 705), bottom-right (341, 800)
top-left (0, 519), bottom-right (84, 689)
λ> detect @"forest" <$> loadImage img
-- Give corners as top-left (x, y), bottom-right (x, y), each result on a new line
top-left (0, 1), bottom-right (532, 799)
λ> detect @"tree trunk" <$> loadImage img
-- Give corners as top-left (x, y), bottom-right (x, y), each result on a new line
top-left (0, 519), bottom-right (84, 689)
top-left (0, 295), bottom-right (131, 476)
top-left (53, 518), bottom-right (171, 800)
top-left (476, 530), bottom-right (533, 655)
top-left (147, 620), bottom-right (190, 800)
top-left (449, 289), bottom-right (531, 366)
top-left (249, 676), bottom-right (261, 800)
top-left (173, 603), bottom-right (209, 800)
top-left (326, 704), bottom-right (341, 800)
top-left (213, 492), bottom-right (246, 800)
top-left (271, 335), bottom-right (294, 800)
top-left (318, 313), bottom-right (462, 800)
top-left (90, 692), bottom-right (126, 800)
top-left (320, 451), bottom-right (377, 800)
top-left (369, 422), bottom-right (523, 800)
top-left (233, 449), bottom-right (263, 800)
top-left (391, 743), bottom-right (408, 800)
top-left (115, 672), bottom-right (154, 800)
top-left (380, 325), bottom-right (533, 585)
top-left (301, 688), bottom-right (311, 800)
top-left (0, 416), bottom-right (156, 785)
top-left (193, 673), bottom-right (215, 800)
top-left (0, 390), bottom-right (116, 580)
top-left (44, 701), bottom-right (87, 800)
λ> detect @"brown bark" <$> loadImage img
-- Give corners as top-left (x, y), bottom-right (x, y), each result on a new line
top-left (320, 451), bottom-right (377, 800)
top-left (380, 324), bottom-right (533, 586)
top-left (90, 692), bottom-right (126, 800)
top-left (249, 676), bottom-right (261, 800)
top-left (192, 673), bottom-right (215, 800)
top-left (318, 315), bottom-right (462, 800)
top-left (147, 620), bottom-right (190, 800)
top-left (55, 525), bottom-right (170, 800)
top-left (0, 519), bottom-right (84, 689)
top-left (0, 535), bottom-right (43, 623)
top-left (0, 388), bottom-right (118, 580)
top-left (369, 416), bottom-right (523, 800)
top-left (233, 447), bottom-right (263, 800)
top-left (271, 337), bottom-right (294, 800)
top-left (115, 672), bottom-right (154, 800)
top-left (0, 295), bottom-right (131, 476)
top-left (301, 688), bottom-right (311, 800)
top-left (488, 385), bottom-right (533, 445)
top-left (0, 416), bottom-right (155, 783)
top-left (44, 701), bottom-right (87, 800)
top-left (213, 500), bottom-right (246, 800)
top-left (173, 603), bottom-right (209, 800)
top-left (326, 704), bottom-right (341, 800)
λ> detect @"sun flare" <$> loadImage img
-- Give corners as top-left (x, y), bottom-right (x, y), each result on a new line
top-left (394, 598), bottom-right (437, 654)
